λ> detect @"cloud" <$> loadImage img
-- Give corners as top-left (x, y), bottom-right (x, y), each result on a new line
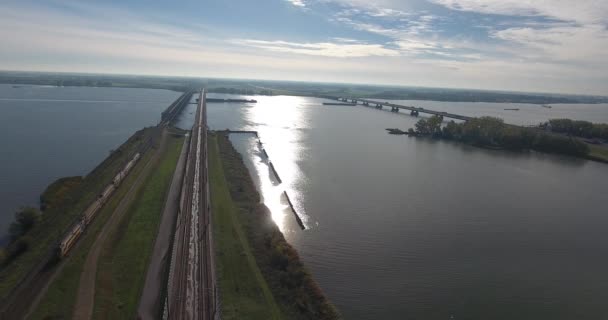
top-left (0, 0), bottom-right (606, 94)
top-left (492, 24), bottom-right (608, 65)
top-left (231, 39), bottom-right (400, 57)
top-left (286, 0), bottom-right (306, 7)
top-left (430, 0), bottom-right (608, 25)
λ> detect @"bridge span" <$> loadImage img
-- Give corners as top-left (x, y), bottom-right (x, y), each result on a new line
top-left (333, 97), bottom-right (473, 121)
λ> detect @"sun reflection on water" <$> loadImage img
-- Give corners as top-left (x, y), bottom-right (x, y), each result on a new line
top-left (244, 95), bottom-right (310, 233)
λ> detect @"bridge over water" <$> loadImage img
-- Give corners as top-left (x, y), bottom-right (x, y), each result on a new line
top-left (332, 97), bottom-right (473, 121)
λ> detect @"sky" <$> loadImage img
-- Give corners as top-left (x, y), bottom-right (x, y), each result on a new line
top-left (0, 0), bottom-right (607, 95)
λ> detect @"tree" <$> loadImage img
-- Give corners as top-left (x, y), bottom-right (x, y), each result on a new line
top-left (8, 207), bottom-right (41, 241)
top-left (414, 115), bottom-right (443, 136)
top-left (442, 120), bottom-right (460, 139)
top-left (415, 118), bottom-right (429, 134)
top-left (427, 115), bottom-right (443, 137)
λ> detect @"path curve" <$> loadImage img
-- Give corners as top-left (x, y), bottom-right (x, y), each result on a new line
top-left (72, 131), bottom-right (168, 320)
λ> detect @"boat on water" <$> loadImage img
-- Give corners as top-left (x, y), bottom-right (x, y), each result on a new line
top-left (504, 108), bottom-right (520, 111)
top-left (541, 104), bottom-right (552, 108)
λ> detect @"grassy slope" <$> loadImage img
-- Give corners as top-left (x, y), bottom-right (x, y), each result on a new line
top-left (588, 144), bottom-right (608, 163)
top-left (28, 150), bottom-right (155, 320)
top-left (214, 133), bottom-right (341, 320)
top-left (209, 134), bottom-right (283, 320)
top-left (0, 128), bottom-right (151, 301)
top-left (92, 134), bottom-right (184, 320)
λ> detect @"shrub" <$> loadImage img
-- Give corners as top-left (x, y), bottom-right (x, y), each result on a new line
top-left (8, 207), bottom-right (41, 241)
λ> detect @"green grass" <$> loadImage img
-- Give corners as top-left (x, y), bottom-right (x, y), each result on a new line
top-left (28, 150), bottom-right (155, 320)
top-left (214, 133), bottom-right (340, 320)
top-left (92, 134), bottom-right (184, 320)
top-left (209, 134), bottom-right (283, 320)
top-left (0, 128), bottom-right (153, 302)
top-left (588, 144), bottom-right (608, 163)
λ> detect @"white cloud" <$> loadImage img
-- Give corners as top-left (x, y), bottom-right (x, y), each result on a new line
top-left (286, 0), bottom-right (306, 7)
top-left (430, 0), bottom-right (608, 25)
top-left (232, 39), bottom-right (400, 57)
top-left (492, 24), bottom-right (608, 64)
top-left (0, 0), bottom-right (606, 94)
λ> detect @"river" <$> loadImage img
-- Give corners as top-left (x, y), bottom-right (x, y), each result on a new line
top-left (0, 84), bottom-right (180, 241)
top-left (2, 86), bottom-right (607, 318)
top-left (177, 94), bottom-right (608, 319)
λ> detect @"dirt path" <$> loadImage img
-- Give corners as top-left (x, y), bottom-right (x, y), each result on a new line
top-left (137, 134), bottom-right (190, 319)
top-left (71, 130), bottom-right (169, 320)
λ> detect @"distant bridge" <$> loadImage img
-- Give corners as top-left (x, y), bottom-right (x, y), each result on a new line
top-left (330, 97), bottom-right (473, 121)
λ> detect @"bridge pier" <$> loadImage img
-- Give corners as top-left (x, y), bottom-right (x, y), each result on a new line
top-left (375, 104), bottom-right (383, 109)
top-left (390, 106), bottom-right (399, 112)
top-left (363, 102), bottom-right (369, 106)
top-left (410, 110), bottom-right (419, 117)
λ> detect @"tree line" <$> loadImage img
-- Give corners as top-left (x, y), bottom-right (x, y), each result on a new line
top-left (412, 116), bottom-right (590, 157)
top-left (542, 119), bottom-right (608, 140)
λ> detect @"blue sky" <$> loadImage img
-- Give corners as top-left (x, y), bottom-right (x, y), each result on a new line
top-left (1, 0), bottom-right (607, 95)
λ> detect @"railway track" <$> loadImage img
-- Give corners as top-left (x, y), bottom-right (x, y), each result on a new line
top-left (166, 89), bottom-right (216, 320)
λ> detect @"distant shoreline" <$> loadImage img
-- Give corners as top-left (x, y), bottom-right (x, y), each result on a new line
top-left (1, 71), bottom-right (606, 105)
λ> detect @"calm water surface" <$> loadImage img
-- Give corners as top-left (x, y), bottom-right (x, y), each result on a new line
top-left (180, 94), bottom-right (608, 319)
top-left (2, 87), bottom-right (607, 318)
top-left (0, 84), bottom-right (179, 239)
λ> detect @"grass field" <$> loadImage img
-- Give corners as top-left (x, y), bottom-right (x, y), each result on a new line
top-left (209, 134), bottom-right (283, 320)
top-left (29, 150), bottom-right (155, 320)
top-left (0, 128), bottom-right (153, 302)
top-left (91, 134), bottom-right (184, 320)
top-left (588, 144), bottom-right (608, 163)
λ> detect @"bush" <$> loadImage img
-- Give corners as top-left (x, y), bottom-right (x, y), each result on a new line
top-left (8, 207), bottom-right (41, 241)
top-left (0, 247), bottom-right (7, 265)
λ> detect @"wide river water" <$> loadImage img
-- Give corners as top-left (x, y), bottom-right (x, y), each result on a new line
top-left (0, 84), bottom-right (179, 240)
top-left (2, 85), bottom-right (608, 319)
top-left (177, 94), bottom-right (608, 320)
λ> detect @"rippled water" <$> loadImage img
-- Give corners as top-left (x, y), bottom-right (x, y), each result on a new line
top-left (0, 84), bottom-right (180, 239)
top-left (179, 94), bottom-right (608, 319)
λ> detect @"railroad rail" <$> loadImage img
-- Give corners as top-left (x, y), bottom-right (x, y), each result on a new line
top-left (166, 89), bottom-right (216, 320)
top-left (161, 90), bottom-right (195, 126)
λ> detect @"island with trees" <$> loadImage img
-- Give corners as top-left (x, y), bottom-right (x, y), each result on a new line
top-left (409, 116), bottom-right (608, 163)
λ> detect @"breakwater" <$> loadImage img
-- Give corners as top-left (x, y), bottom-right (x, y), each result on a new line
top-left (225, 130), bottom-right (306, 230)
top-left (283, 191), bottom-right (305, 230)
top-left (268, 161), bottom-right (282, 184)
top-left (206, 98), bottom-right (257, 103)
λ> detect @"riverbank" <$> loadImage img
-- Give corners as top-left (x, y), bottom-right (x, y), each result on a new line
top-left (0, 127), bottom-right (156, 306)
top-left (209, 132), bottom-right (340, 319)
top-left (27, 129), bottom-right (184, 319)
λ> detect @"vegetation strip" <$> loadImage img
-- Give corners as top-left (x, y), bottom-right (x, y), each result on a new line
top-left (0, 128), bottom-right (154, 318)
top-left (212, 132), bottom-right (340, 319)
top-left (209, 134), bottom-right (283, 320)
top-left (28, 151), bottom-right (155, 320)
top-left (92, 134), bottom-right (184, 320)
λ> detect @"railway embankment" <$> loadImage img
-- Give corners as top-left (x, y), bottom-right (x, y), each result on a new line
top-left (210, 132), bottom-right (341, 320)
top-left (92, 133), bottom-right (184, 319)
top-left (0, 127), bottom-right (156, 310)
